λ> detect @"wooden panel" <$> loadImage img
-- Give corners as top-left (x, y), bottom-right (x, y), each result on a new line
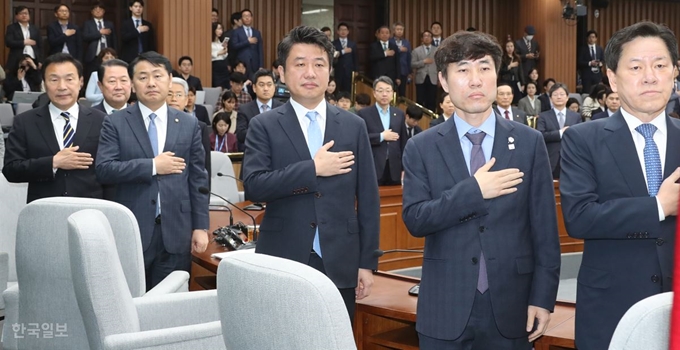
top-left (335, 0), bottom-right (377, 77)
top-left (377, 186), bottom-right (424, 271)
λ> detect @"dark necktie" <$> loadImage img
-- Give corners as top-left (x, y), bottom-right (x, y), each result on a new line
top-left (465, 131), bottom-right (488, 293)
top-left (61, 112), bottom-right (74, 148)
top-left (504, 110), bottom-right (510, 120)
top-left (136, 19), bottom-right (143, 53)
top-left (98, 21), bottom-right (106, 50)
top-left (408, 127), bottom-right (413, 138)
top-left (526, 39), bottom-right (532, 52)
top-left (591, 46), bottom-right (596, 60)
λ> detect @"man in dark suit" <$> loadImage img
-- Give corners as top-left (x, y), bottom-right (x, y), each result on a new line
top-left (429, 94), bottom-right (455, 127)
top-left (391, 22), bottom-right (412, 97)
top-left (5, 6), bottom-right (42, 73)
top-left (358, 76), bottom-right (407, 185)
top-left (578, 30), bottom-right (605, 96)
top-left (404, 105), bottom-right (423, 140)
top-left (591, 89), bottom-right (620, 120)
top-left (46, 5), bottom-right (82, 61)
top-left (538, 78), bottom-right (555, 113)
top-left (332, 22), bottom-right (357, 94)
top-left (402, 30), bottom-right (560, 349)
top-left (515, 25), bottom-right (540, 81)
top-left (537, 82), bottom-right (581, 179)
top-left (96, 51), bottom-right (210, 290)
top-left (94, 59), bottom-right (132, 115)
top-left (242, 26), bottom-right (379, 322)
top-left (228, 9), bottom-right (264, 78)
top-left (495, 82), bottom-right (528, 125)
top-left (369, 26), bottom-right (400, 84)
top-left (561, 22), bottom-right (680, 350)
top-left (120, 0), bottom-right (156, 64)
top-left (236, 69), bottom-right (282, 151)
top-left (173, 56), bottom-right (203, 91)
top-left (82, 3), bottom-right (116, 79)
top-left (3, 53), bottom-right (107, 203)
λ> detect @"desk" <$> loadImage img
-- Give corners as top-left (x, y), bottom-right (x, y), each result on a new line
top-left (354, 272), bottom-right (576, 350)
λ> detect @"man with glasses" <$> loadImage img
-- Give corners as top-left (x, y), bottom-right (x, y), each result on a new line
top-left (236, 69), bottom-right (282, 151)
top-left (536, 82), bottom-right (581, 179)
top-left (5, 6), bottom-right (42, 73)
top-left (358, 76), bottom-right (407, 185)
top-left (46, 4), bottom-right (82, 60)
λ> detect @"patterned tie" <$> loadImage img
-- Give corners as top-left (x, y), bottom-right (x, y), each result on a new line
top-left (526, 39), bottom-right (532, 52)
top-left (136, 19), bottom-right (143, 53)
top-left (382, 42), bottom-right (387, 51)
top-left (306, 111), bottom-right (323, 257)
top-left (61, 112), bottom-right (74, 148)
top-left (434, 38), bottom-right (439, 47)
top-left (261, 104), bottom-right (269, 113)
top-left (636, 124), bottom-right (662, 196)
top-left (466, 131), bottom-right (488, 293)
top-left (504, 110), bottom-right (510, 120)
top-left (557, 111), bottom-right (565, 129)
top-left (98, 20), bottom-right (105, 50)
top-left (246, 27), bottom-right (252, 38)
top-left (341, 39), bottom-right (347, 49)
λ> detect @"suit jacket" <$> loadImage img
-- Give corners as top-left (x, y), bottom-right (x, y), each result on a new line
top-left (515, 38), bottom-right (540, 79)
top-left (236, 99), bottom-right (283, 148)
top-left (3, 104), bottom-right (108, 203)
top-left (402, 114), bottom-right (560, 340)
top-left (92, 102), bottom-right (107, 114)
top-left (538, 93), bottom-right (551, 112)
top-left (577, 44), bottom-right (604, 93)
top-left (411, 45), bottom-right (437, 85)
top-left (95, 104), bottom-right (209, 254)
top-left (119, 18), bottom-right (156, 63)
top-left (241, 102), bottom-right (380, 288)
top-left (430, 115), bottom-right (449, 127)
top-left (517, 96), bottom-right (542, 116)
top-left (82, 18), bottom-right (116, 64)
top-left (369, 40), bottom-right (400, 81)
top-left (4, 23), bottom-right (42, 72)
top-left (536, 109), bottom-right (581, 172)
top-left (405, 124), bottom-right (422, 140)
top-left (390, 37), bottom-right (412, 77)
top-left (184, 75), bottom-right (203, 91)
top-left (228, 26), bottom-right (264, 78)
top-left (494, 106), bottom-right (528, 125)
top-left (46, 21), bottom-right (82, 60)
top-left (590, 110), bottom-right (611, 120)
top-left (332, 38), bottom-right (357, 73)
top-left (560, 112), bottom-right (680, 350)
top-left (193, 104), bottom-right (210, 126)
top-left (357, 105), bottom-right (407, 181)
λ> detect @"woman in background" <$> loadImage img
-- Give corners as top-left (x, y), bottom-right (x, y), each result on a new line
top-left (567, 97), bottom-right (582, 121)
top-left (215, 90), bottom-right (238, 134)
top-left (85, 48), bottom-right (117, 105)
top-left (498, 39), bottom-right (524, 105)
top-left (210, 112), bottom-right (237, 152)
top-left (212, 22), bottom-right (230, 89)
top-left (518, 81), bottom-right (541, 118)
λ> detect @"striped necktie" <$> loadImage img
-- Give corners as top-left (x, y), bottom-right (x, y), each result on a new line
top-left (61, 112), bottom-right (74, 148)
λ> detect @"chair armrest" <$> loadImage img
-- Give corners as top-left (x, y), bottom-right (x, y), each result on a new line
top-left (143, 271), bottom-right (189, 297)
top-left (0, 252), bottom-right (8, 307)
top-left (104, 320), bottom-right (224, 350)
top-left (134, 290), bottom-right (220, 331)
top-left (2, 284), bottom-right (19, 350)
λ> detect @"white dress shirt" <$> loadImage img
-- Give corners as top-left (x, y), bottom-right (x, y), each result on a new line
top-left (290, 98), bottom-right (327, 145)
top-left (20, 23), bottom-right (35, 59)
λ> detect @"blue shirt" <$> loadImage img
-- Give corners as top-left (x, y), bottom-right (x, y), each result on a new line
top-left (454, 112), bottom-right (496, 175)
top-left (376, 104), bottom-right (391, 142)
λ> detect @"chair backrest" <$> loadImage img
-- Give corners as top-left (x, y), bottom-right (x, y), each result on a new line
top-left (0, 103), bottom-right (15, 128)
top-left (210, 151), bottom-right (240, 202)
top-left (68, 209), bottom-right (140, 350)
top-left (217, 252), bottom-right (356, 350)
top-left (13, 197), bottom-right (144, 349)
top-left (14, 103), bottom-right (33, 116)
top-left (202, 104), bottom-right (214, 122)
top-left (559, 252), bottom-right (582, 280)
top-left (608, 292), bottom-right (672, 350)
top-left (0, 174), bottom-right (28, 283)
top-left (203, 87), bottom-right (222, 109)
top-left (569, 93), bottom-right (584, 106)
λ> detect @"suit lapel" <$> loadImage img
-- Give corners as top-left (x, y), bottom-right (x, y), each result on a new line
top-left (278, 102), bottom-right (312, 160)
top-left (324, 105), bottom-right (340, 144)
top-left (546, 110), bottom-right (559, 129)
top-left (164, 107), bottom-right (180, 152)
top-left (664, 116), bottom-right (680, 178)
top-left (435, 119), bottom-right (470, 184)
top-left (604, 112), bottom-right (648, 197)
top-left (35, 106), bottom-right (60, 155)
top-left (490, 115), bottom-right (515, 176)
top-left (125, 104), bottom-right (155, 158)
top-left (72, 105), bottom-right (93, 147)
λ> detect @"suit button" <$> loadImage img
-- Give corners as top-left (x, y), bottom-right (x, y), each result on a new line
top-left (626, 233), bottom-right (632, 239)
top-left (315, 192), bottom-right (322, 198)
top-left (310, 222), bottom-right (317, 229)
top-left (63, 191), bottom-right (68, 195)
top-left (471, 257), bottom-right (478, 264)
top-left (644, 232), bottom-right (649, 238)
top-left (151, 199), bottom-right (156, 205)
top-left (656, 238), bottom-right (665, 246)
top-left (478, 226), bottom-right (485, 233)
top-left (651, 275), bottom-right (660, 283)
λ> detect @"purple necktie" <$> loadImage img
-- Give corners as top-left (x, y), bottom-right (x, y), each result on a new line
top-left (466, 131), bottom-right (489, 293)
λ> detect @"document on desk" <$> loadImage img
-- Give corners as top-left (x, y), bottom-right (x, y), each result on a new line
top-left (211, 249), bottom-right (256, 259)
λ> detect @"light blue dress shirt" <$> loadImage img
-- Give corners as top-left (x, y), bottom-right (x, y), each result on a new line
top-left (454, 112), bottom-right (496, 175)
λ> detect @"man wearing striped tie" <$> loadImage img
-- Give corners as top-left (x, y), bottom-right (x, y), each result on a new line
top-left (3, 53), bottom-right (108, 203)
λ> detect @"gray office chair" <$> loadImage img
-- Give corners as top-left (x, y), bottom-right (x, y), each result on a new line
top-left (608, 292), bottom-right (672, 350)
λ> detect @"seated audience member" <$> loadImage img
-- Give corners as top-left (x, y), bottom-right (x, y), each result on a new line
top-left (185, 86), bottom-right (210, 125)
top-left (349, 92), bottom-right (371, 114)
top-left (326, 77), bottom-right (337, 95)
top-left (229, 71), bottom-right (251, 110)
top-left (430, 94), bottom-right (455, 127)
top-left (567, 97), bottom-right (582, 120)
top-left (591, 88), bottom-right (620, 120)
top-left (174, 55), bottom-right (203, 91)
top-left (538, 78), bottom-right (556, 112)
top-left (404, 104), bottom-right (423, 140)
top-left (210, 112), bottom-right (237, 152)
top-left (335, 91), bottom-right (352, 111)
top-left (216, 90), bottom-right (238, 133)
top-left (235, 69), bottom-right (281, 151)
top-left (93, 58), bottom-right (131, 115)
top-left (326, 93), bottom-right (337, 106)
top-left (494, 82), bottom-right (528, 125)
top-left (518, 80), bottom-right (541, 117)
top-left (232, 60), bottom-right (252, 95)
top-left (581, 83), bottom-right (607, 120)
top-left (3, 55), bottom-right (41, 101)
top-left (85, 47), bottom-right (117, 105)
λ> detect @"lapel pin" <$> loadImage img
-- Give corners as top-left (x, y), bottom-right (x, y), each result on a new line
top-left (174, 118), bottom-right (179, 123)
top-left (508, 136), bottom-right (515, 150)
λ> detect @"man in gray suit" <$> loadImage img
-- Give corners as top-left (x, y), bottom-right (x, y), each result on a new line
top-left (536, 82), bottom-right (582, 179)
top-left (411, 30), bottom-right (438, 112)
top-left (96, 51), bottom-right (209, 290)
top-left (495, 82), bottom-right (528, 125)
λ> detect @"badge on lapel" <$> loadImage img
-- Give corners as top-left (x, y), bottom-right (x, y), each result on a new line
top-left (174, 118), bottom-right (179, 123)
top-left (508, 136), bottom-right (515, 150)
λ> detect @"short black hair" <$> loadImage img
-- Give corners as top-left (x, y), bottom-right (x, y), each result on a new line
top-left (98, 58), bottom-right (128, 83)
top-left (278, 26), bottom-right (334, 70)
top-left (220, 90), bottom-right (237, 106)
top-left (466, 27), bottom-right (477, 32)
top-left (229, 72), bottom-right (247, 84)
top-left (605, 21), bottom-right (679, 73)
top-left (566, 97), bottom-right (580, 108)
top-left (543, 78), bottom-right (556, 89)
top-left (42, 53), bottom-right (83, 81)
top-left (434, 30), bottom-right (503, 77)
top-left (421, 30), bottom-right (433, 38)
top-left (97, 47), bottom-right (117, 62)
top-left (497, 82), bottom-right (514, 90)
top-left (406, 105), bottom-right (424, 120)
top-left (128, 51), bottom-right (172, 79)
top-left (337, 22), bottom-right (349, 30)
top-left (188, 85), bottom-right (197, 94)
top-left (335, 91), bottom-right (351, 101)
top-left (212, 112), bottom-right (232, 133)
top-left (431, 21), bottom-right (443, 29)
top-left (586, 29), bottom-right (598, 38)
top-left (375, 25), bottom-right (390, 34)
top-left (241, 9), bottom-right (252, 16)
top-left (15, 6), bottom-right (28, 15)
top-left (92, 2), bottom-right (105, 10)
top-left (230, 12), bottom-right (241, 26)
top-left (129, 0), bottom-right (143, 7)
top-left (212, 8), bottom-right (218, 14)
top-left (232, 60), bottom-right (246, 71)
top-left (355, 93), bottom-right (371, 106)
top-left (54, 4), bottom-right (70, 13)
top-left (320, 26), bottom-right (332, 33)
top-left (525, 81), bottom-right (538, 91)
top-left (548, 82), bottom-right (569, 97)
top-left (178, 56), bottom-right (193, 66)
top-left (252, 69), bottom-right (275, 85)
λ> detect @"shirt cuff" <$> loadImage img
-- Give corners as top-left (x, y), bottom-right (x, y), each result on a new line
top-left (559, 129), bottom-right (564, 138)
top-left (656, 197), bottom-right (665, 221)
top-left (152, 159), bottom-right (157, 176)
top-left (380, 133), bottom-right (384, 142)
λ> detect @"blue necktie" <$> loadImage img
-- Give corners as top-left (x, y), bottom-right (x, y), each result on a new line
top-left (148, 113), bottom-right (160, 216)
top-left (136, 19), bottom-right (143, 53)
top-left (466, 131), bottom-right (488, 293)
top-left (61, 112), bottom-right (74, 148)
top-left (306, 111), bottom-right (323, 257)
top-left (636, 124), bottom-right (662, 196)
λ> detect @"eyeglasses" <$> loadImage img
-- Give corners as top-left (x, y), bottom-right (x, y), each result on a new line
top-left (167, 93), bottom-right (185, 98)
top-left (375, 89), bottom-right (393, 95)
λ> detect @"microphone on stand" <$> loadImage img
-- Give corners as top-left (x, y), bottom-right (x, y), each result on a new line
top-left (216, 172), bottom-right (265, 210)
top-left (199, 187), bottom-right (258, 250)
top-left (374, 249), bottom-right (423, 296)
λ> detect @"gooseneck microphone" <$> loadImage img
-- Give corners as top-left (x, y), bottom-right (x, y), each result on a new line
top-left (199, 187), bottom-right (258, 250)
top-left (216, 173), bottom-right (265, 210)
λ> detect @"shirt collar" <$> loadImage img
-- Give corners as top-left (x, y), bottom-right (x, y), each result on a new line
top-left (497, 105), bottom-right (511, 115)
top-left (132, 16), bottom-right (142, 21)
top-left (103, 100), bottom-right (126, 115)
top-left (553, 107), bottom-right (567, 116)
top-left (454, 110), bottom-right (496, 141)
top-left (620, 107), bottom-right (667, 137)
top-left (256, 99), bottom-right (272, 111)
top-left (49, 102), bottom-right (79, 122)
top-left (290, 98), bottom-right (327, 123)
top-left (138, 102), bottom-right (168, 123)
